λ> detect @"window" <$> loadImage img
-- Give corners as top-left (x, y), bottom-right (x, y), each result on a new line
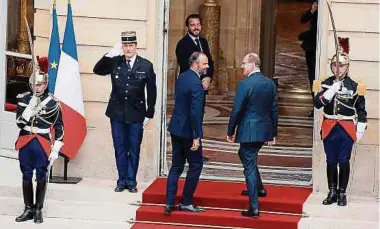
top-left (4, 0), bottom-right (34, 112)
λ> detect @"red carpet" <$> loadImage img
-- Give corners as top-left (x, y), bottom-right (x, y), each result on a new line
top-left (133, 178), bottom-right (312, 229)
top-left (131, 223), bottom-right (209, 229)
top-left (142, 178), bottom-right (311, 214)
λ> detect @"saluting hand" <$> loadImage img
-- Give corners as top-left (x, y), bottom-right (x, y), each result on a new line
top-left (105, 42), bottom-right (122, 58)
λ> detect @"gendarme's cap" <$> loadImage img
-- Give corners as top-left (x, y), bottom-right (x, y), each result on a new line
top-left (121, 31), bottom-right (137, 43)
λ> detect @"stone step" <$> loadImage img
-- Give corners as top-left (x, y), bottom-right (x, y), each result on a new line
top-left (0, 196), bottom-right (137, 222)
top-left (0, 215), bottom-right (131, 229)
top-left (0, 182), bottom-right (145, 205)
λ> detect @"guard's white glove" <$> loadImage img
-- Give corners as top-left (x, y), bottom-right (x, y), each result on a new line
top-left (105, 42), bottom-right (122, 58)
top-left (323, 81), bottom-right (342, 101)
top-left (21, 95), bottom-right (38, 121)
top-left (49, 140), bottom-right (64, 163)
top-left (356, 122), bottom-right (367, 143)
top-left (143, 118), bottom-right (150, 128)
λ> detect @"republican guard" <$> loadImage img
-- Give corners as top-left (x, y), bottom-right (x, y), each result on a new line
top-left (313, 37), bottom-right (367, 206)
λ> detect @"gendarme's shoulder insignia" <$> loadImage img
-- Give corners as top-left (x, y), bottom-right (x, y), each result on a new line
top-left (16, 91), bottom-right (30, 99)
top-left (350, 77), bottom-right (367, 95)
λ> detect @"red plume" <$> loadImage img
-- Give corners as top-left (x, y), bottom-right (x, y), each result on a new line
top-left (37, 56), bottom-right (49, 74)
top-left (338, 37), bottom-right (350, 54)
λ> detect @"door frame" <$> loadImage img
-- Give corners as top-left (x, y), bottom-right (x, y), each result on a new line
top-left (157, 0), bottom-right (328, 180)
top-left (0, 0), bottom-right (19, 158)
top-left (157, 0), bottom-right (170, 177)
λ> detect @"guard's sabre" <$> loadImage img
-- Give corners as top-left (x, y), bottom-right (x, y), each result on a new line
top-left (23, 16), bottom-right (37, 95)
top-left (326, 2), bottom-right (341, 81)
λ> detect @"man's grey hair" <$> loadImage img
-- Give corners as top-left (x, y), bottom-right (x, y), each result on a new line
top-left (247, 53), bottom-right (261, 68)
top-left (189, 51), bottom-right (205, 66)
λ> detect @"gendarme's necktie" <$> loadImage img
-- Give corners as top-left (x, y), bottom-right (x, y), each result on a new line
top-left (195, 38), bottom-right (203, 52)
top-left (126, 60), bottom-right (132, 70)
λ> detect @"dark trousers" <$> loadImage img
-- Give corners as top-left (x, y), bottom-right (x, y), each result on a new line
top-left (18, 138), bottom-right (49, 182)
top-left (323, 124), bottom-right (354, 167)
top-left (166, 134), bottom-right (203, 206)
top-left (238, 142), bottom-right (264, 210)
top-left (110, 119), bottom-right (144, 187)
top-left (305, 49), bottom-right (316, 96)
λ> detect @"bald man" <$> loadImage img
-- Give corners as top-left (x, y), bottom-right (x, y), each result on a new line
top-left (226, 53), bottom-right (278, 218)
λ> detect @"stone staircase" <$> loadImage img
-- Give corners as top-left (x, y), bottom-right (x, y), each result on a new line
top-left (0, 157), bottom-right (146, 229)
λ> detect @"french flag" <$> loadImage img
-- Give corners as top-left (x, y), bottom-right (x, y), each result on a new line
top-left (50, 2), bottom-right (87, 158)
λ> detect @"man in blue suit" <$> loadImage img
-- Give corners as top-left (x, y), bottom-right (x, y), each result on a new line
top-left (227, 53), bottom-right (278, 218)
top-left (164, 52), bottom-right (208, 215)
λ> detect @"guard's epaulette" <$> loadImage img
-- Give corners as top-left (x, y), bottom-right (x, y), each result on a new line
top-left (16, 91), bottom-right (30, 99)
top-left (312, 76), bottom-right (328, 93)
top-left (48, 93), bottom-right (59, 102)
top-left (350, 77), bottom-right (367, 95)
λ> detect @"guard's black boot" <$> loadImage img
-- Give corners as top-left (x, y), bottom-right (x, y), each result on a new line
top-left (322, 164), bottom-right (338, 205)
top-left (338, 163), bottom-right (350, 206)
top-left (34, 180), bottom-right (47, 224)
top-left (15, 181), bottom-right (34, 222)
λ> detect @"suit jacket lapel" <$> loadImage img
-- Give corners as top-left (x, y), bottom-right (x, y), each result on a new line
top-left (185, 34), bottom-right (200, 51)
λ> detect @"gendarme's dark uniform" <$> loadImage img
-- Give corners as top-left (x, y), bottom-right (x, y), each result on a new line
top-left (93, 36), bottom-right (157, 191)
top-left (93, 55), bottom-right (156, 122)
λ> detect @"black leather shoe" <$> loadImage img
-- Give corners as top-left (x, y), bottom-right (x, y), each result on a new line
top-left (15, 181), bottom-right (34, 222)
top-left (34, 180), bottom-right (47, 224)
top-left (241, 188), bottom-right (267, 197)
top-left (322, 188), bottom-right (338, 205)
top-left (202, 157), bottom-right (210, 163)
top-left (164, 205), bottom-right (176, 215)
top-left (337, 189), bottom-right (347, 206)
top-left (128, 186), bottom-right (138, 193)
top-left (178, 204), bottom-right (204, 212)
top-left (258, 188), bottom-right (267, 197)
top-left (114, 185), bottom-right (126, 192)
top-left (33, 208), bottom-right (43, 224)
top-left (241, 208), bottom-right (259, 218)
top-left (15, 205), bottom-right (34, 222)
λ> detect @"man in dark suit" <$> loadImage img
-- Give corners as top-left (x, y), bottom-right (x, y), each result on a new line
top-left (175, 13), bottom-right (214, 162)
top-left (93, 31), bottom-right (157, 193)
top-left (299, 0), bottom-right (318, 116)
top-left (227, 53), bottom-right (278, 218)
top-left (164, 52), bottom-right (208, 215)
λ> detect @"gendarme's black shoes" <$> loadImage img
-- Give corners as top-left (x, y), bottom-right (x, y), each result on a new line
top-left (128, 186), bottom-right (138, 193)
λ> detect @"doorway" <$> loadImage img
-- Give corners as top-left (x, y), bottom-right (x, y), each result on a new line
top-left (161, 0), bottom-right (315, 186)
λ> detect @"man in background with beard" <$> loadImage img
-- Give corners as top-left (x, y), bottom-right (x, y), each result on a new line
top-left (175, 13), bottom-right (214, 162)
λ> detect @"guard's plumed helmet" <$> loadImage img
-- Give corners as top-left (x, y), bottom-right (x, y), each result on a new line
top-left (29, 56), bottom-right (49, 95)
top-left (330, 37), bottom-right (350, 77)
top-left (331, 37), bottom-right (350, 66)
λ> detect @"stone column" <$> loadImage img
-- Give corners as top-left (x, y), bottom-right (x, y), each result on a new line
top-left (200, 0), bottom-right (221, 95)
